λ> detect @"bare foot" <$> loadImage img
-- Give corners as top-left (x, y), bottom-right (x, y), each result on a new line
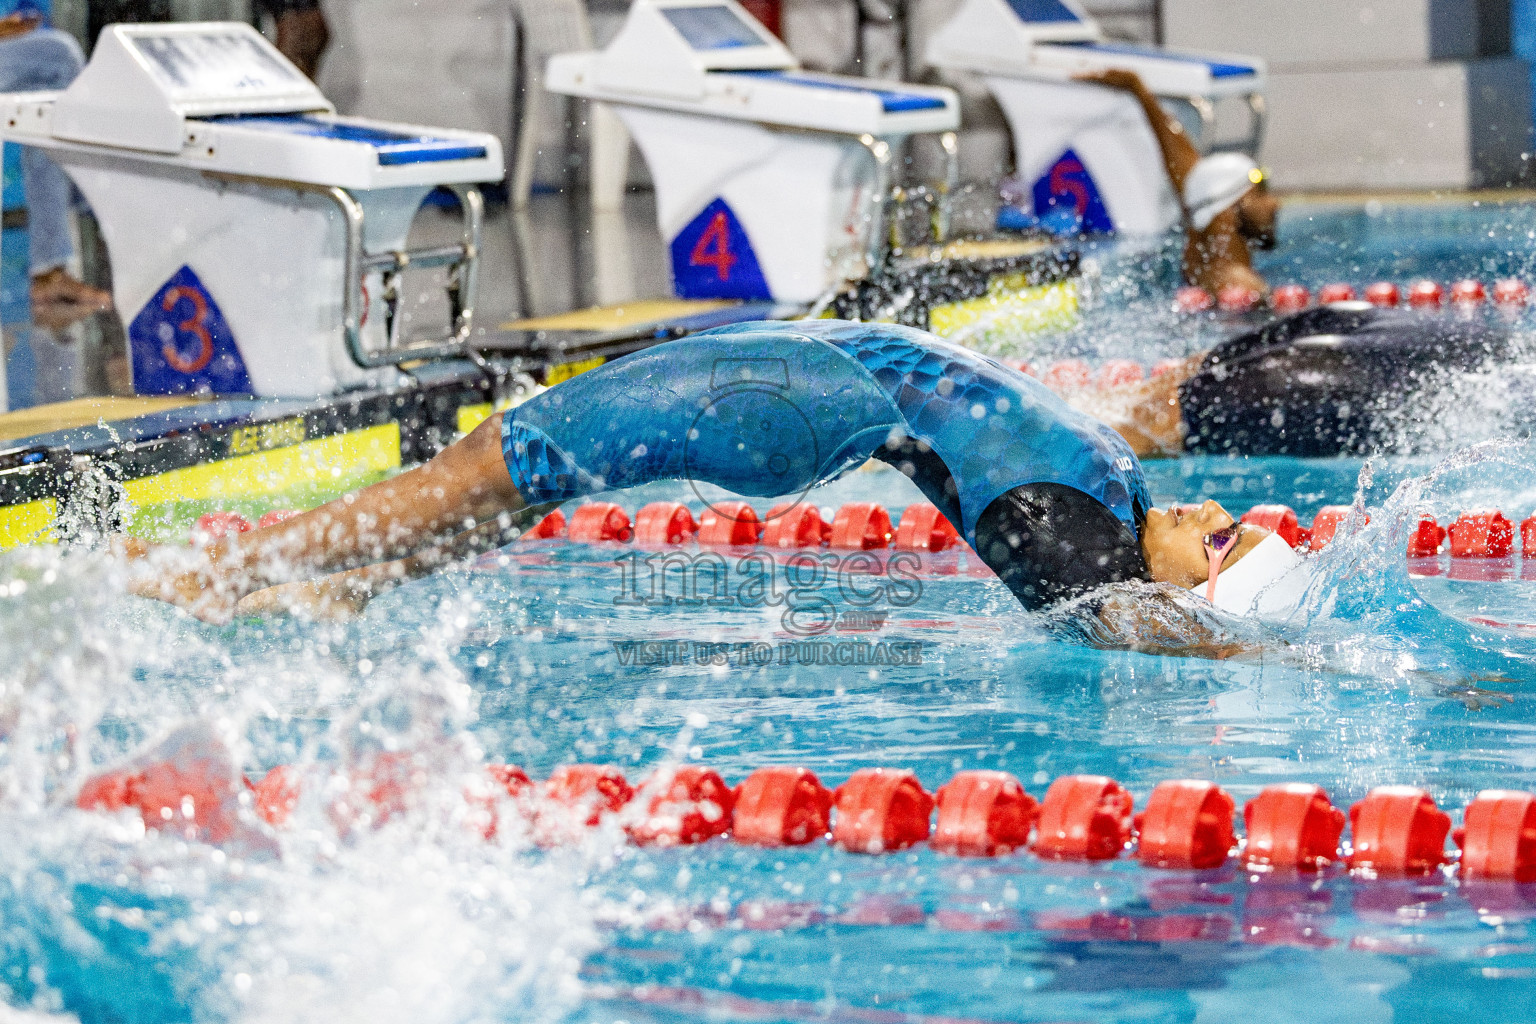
top-left (31, 268), bottom-right (113, 331)
top-left (235, 579), bottom-right (372, 621)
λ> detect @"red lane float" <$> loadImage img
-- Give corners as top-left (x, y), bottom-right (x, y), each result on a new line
top-left (893, 503), bottom-right (960, 553)
top-left (1175, 286), bottom-right (1214, 314)
top-left (78, 751), bottom-right (1536, 883)
top-left (568, 503), bottom-right (633, 544)
top-left (932, 770), bottom-right (1038, 857)
top-left (1456, 790), bottom-right (1536, 882)
top-left (1451, 278), bottom-right (1486, 305)
top-left (1407, 279), bottom-right (1444, 309)
top-left (1347, 786), bottom-right (1451, 875)
top-left (1447, 510), bottom-right (1513, 558)
top-left (829, 502), bottom-right (892, 550)
top-left (525, 509), bottom-right (567, 540)
top-left (697, 501), bottom-right (763, 546)
top-left (732, 767), bottom-right (833, 846)
top-left (1042, 359), bottom-right (1093, 391)
top-left (1269, 284), bottom-right (1310, 312)
top-left (256, 509), bottom-right (302, 529)
top-left (634, 502), bottom-right (697, 547)
top-left (1095, 359), bottom-right (1145, 389)
top-left (1217, 284), bottom-right (1260, 312)
top-left (542, 764), bottom-right (634, 826)
top-left (628, 766), bottom-right (735, 846)
top-left (78, 737), bottom-right (248, 843)
top-left (1407, 515), bottom-right (1446, 557)
top-left (1308, 505), bottom-right (1363, 551)
top-left (249, 760), bottom-right (531, 836)
top-left (516, 498), bottom-right (1536, 567)
top-left (1241, 504), bottom-right (1303, 549)
top-left (250, 764), bottom-right (301, 827)
top-left (832, 768), bottom-right (934, 854)
top-left (1150, 358), bottom-right (1185, 378)
top-left (1242, 783), bottom-right (1346, 871)
top-left (1135, 780), bottom-right (1235, 870)
top-left (1319, 283), bottom-right (1359, 304)
top-left (488, 763), bottom-right (532, 797)
top-left (1493, 278), bottom-right (1530, 306)
top-left (1363, 281), bottom-right (1399, 306)
top-left (1034, 775), bottom-right (1134, 861)
top-left (479, 764), bottom-right (534, 839)
top-left (330, 751), bottom-right (427, 831)
top-left (761, 502), bottom-right (831, 549)
top-left (193, 511), bottom-right (252, 540)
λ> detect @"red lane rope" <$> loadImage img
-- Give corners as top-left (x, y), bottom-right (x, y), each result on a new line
top-left (78, 757), bottom-right (1536, 881)
top-left (198, 502), bottom-right (1536, 562)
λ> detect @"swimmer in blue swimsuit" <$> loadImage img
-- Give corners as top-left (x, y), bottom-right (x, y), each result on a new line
top-left (503, 319), bottom-right (1150, 609)
top-left (127, 321), bottom-right (1277, 652)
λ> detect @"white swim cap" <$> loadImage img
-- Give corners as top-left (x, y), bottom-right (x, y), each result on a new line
top-left (1183, 153), bottom-right (1261, 231)
top-left (1188, 532), bottom-right (1311, 620)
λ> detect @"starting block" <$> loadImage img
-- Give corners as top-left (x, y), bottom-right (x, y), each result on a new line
top-left (0, 22), bottom-right (503, 398)
top-left (547, 0), bottom-right (960, 304)
top-left (928, 0), bottom-right (1265, 234)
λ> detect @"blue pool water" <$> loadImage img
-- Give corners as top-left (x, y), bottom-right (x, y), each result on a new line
top-left (10, 202), bottom-right (1536, 1023)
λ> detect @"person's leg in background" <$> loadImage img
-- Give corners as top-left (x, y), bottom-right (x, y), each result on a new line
top-left (0, 22), bottom-right (111, 328)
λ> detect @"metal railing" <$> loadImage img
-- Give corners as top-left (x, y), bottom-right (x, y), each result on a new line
top-left (206, 171), bottom-right (484, 370)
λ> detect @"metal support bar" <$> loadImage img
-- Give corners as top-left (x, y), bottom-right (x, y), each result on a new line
top-left (858, 133), bottom-right (893, 283)
top-left (1246, 92), bottom-right (1267, 158)
top-left (1170, 90), bottom-right (1266, 158)
top-left (1186, 95), bottom-right (1216, 153)
top-left (204, 171), bottom-right (484, 370)
top-left (934, 130), bottom-right (959, 244)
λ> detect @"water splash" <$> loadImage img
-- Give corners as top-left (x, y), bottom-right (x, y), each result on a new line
top-left (0, 549), bottom-right (607, 1024)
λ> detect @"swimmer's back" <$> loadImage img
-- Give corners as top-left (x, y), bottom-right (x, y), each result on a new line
top-left (504, 320), bottom-right (1153, 610)
top-left (695, 319), bottom-right (1151, 541)
top-left (1180, 305), bottom-right (1512, 456)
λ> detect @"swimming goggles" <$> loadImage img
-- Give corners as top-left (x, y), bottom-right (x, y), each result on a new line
top-left (1203, 525), bottom-right (1240, 602)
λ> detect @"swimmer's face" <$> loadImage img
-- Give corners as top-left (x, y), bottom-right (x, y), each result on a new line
top-left (1141, 500), bottom-right (1263, 588)
top-left (1238, 184), bottom-right (1278, 249)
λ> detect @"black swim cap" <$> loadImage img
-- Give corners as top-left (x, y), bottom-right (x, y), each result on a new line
top-left (974, 483), bottom-right (1150, 611)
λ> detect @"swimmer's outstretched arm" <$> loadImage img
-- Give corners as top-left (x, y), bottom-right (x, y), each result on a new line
top-left (1066, 354), bottom-right (1201, 458)
top-left (1074, 67), bottom-right (1266, 298)
top-left (231, 502), bottom-right (557, 620)
top-left (1074, 586), bottom-right (1513, 708)
top-left (1074, 68), bottom-right (1199, 193)
top-left (127, 413), bottom-right (526, 622)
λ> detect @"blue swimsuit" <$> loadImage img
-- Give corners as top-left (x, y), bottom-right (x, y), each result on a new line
top-left (502, 321), bottom-right (1152, 608)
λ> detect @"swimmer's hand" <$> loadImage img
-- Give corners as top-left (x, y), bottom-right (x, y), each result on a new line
top-left (127, 556), bottom-right (243, 625)
top-left (0, 12), bottom-right (42, 40)
top-left (1420, 672), bottom-right (1515, 711)
top-left (233, 558), bottom-right (423, 621)
top-left (109, 534), bottom-right (153, 561)
top-left (120, 538), bottom-right (249, 624)
top-left (235, 579), bottom-right (373, 622)
top-left (1073, 68), bottom-right (1146, 93)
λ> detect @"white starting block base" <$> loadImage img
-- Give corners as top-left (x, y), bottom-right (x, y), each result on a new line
top-left (987, 77), bottom-right (1179, 236)
top-left (58, 154), bottom-right (421, 396)
top-left (928, 0), bottom-right (1263, 235)
top-left (618, 107), bottom-right (878, 302)
top-left (547, 1), bottom-right (958, 303)
top-left (0, 23), bottom-right (503, 399)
